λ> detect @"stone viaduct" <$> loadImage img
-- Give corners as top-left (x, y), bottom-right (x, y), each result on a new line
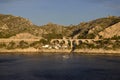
top-left (51, 39), bottom-right (101, 48)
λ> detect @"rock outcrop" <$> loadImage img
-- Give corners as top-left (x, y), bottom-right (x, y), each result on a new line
top-left (96, 22), bottom-right (120, 39)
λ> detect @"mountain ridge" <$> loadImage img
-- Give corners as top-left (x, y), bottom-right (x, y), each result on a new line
top-left (0, 14), bottom-right (120, 40)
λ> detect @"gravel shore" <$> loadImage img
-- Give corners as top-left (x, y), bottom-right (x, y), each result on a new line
top-left (0, 48), bottom-right (120, 55)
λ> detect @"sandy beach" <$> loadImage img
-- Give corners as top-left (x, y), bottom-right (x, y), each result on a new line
top-left (0, 48), bottom-right (120, 55)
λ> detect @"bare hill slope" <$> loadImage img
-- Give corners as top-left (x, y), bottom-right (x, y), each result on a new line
top-left (96, 22), bottom-right (120, 39)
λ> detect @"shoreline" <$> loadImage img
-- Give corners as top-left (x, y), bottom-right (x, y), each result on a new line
top-left (0, 48), bottom-right (120, 56)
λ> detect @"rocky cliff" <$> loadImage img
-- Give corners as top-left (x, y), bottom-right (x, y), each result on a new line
top-left (96, 22), bottom-right (120, 39)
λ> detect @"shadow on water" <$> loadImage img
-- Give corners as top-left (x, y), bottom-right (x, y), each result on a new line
top-left (0, 58), bottom-right (17, 63)
top-left (62, 51), bottom-right (76, 60)
top-left (32, 68), bottom-right (120, 80)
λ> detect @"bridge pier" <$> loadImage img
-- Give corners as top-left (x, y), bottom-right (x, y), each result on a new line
top-left (70, 40), bottom-right (73, 49)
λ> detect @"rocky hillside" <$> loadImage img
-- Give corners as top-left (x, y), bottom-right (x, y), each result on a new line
top-left (40, 22), bottom-right (65, 34)
top-left (0, 14), bottom-right (120, 40)
top-left (68, 16), bottom-right (120, 39)
top-left (0, 14), bottom-right (43, 38)
top-left (0, 14), bottom-right (66, 39)
top-left (9, 32), bottom-right (41, 39)
top-left (96, 22), bottom-right (120, 39)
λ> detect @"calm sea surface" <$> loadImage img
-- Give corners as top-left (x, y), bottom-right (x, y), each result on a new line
top-left (0, 53), bottom-right (120, 80)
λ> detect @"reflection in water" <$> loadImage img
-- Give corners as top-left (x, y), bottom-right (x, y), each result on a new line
top-left (0, 53), bottom-right (120, 80)
top-left (62, 55), bottom-right (70, 59)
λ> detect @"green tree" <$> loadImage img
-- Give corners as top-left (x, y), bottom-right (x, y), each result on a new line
top-left (111, 35), bottom-right (120, 40)
top-left (7, 41), bottom-right (16, 49)
top-left (18, 40), bottom-right (29, 49)
top-left (87, 33), bottom-right (95, 39)
top-left (39, 39), bottom-right (49, 45)
top-left (0, 43), bottom-right (6, 48)
top-left (30, 41), bottom-right (41, 49)
top-left (43, 33), bottom-right (63, 42)
top-left (113, 40), bottom-right (120, 49)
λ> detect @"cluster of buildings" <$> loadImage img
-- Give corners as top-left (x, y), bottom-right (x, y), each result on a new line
top-left (42, 44), bottom-right (68, 50)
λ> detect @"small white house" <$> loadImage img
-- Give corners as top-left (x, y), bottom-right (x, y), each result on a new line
top-left (42, 45), bottom-right (49, 48)
top-left (62, 45), bottom-right (68, 49)
top-left (54, 46), bottom-right (60, 49)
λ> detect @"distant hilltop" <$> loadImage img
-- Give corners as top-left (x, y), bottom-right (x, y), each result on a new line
top-left (0, 14), bottom-right (120, 40)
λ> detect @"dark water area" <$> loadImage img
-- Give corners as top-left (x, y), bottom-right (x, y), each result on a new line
top-left (0, 53), bottom-right (120, 80)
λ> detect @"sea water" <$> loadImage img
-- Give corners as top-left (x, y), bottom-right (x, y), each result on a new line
top-left (0, 53), bottom-right (120, 80)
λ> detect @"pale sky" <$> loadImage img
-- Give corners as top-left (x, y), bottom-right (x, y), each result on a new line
top-left (0, 0), bottom-right (120, 25)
